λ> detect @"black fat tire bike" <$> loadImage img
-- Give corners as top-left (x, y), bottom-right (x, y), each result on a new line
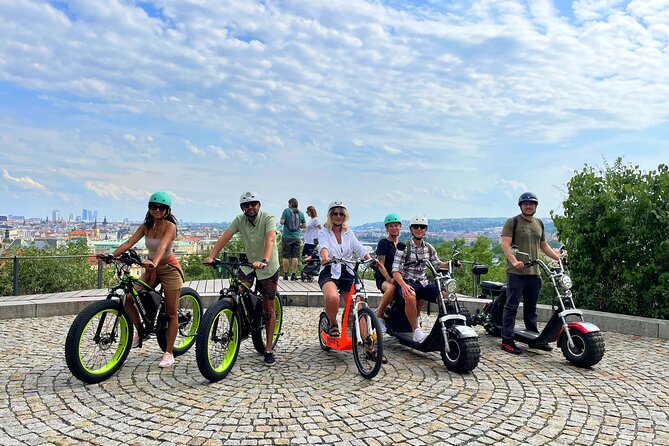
top-left (64, 250), bottom-right (203, 383)
top-left (195, 256), bottom-right (283, 382)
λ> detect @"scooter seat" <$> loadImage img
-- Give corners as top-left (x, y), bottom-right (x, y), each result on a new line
top-left (472, 264), bottom-right (489, 275)
top-left (480, 281), bottom-right (505, 293)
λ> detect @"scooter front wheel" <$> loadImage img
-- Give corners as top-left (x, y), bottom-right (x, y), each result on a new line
top-left (352, 307), bottom-right (383, 379)
top-left (560, 329), bottom-right (605, 368)
top-left (440, 336), bottom-right (480, 373)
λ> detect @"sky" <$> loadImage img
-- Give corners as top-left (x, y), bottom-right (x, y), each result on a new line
top-left (0, 0), bottom-right (667, 225)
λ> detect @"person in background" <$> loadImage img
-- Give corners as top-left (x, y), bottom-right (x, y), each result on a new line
top-left (280, 198), bottom-right (306, 280)
top-left (302, 205), bottom-right (321, 257)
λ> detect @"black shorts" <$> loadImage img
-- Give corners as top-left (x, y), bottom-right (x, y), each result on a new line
top-left (281, 238), bottom-right (300, 259)
top-left (237, 270), bottom-right (279, 300)
top-left (396, 280), bottom-right (439, 303)
top-left (375, 275), bottom-right (387, 292)
top-left (318, 265), bottom-right (355, 294)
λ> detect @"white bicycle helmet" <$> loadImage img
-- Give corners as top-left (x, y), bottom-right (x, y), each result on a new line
top-left (410, 215), bottom-right (428, 227)
top-left (328, 201), bottom-right (346, 212)
top-left (239, 191), bottom-right (260, 206)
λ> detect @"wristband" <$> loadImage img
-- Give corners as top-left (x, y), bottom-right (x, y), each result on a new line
top-left (261, 258), bottom-right (268, 264)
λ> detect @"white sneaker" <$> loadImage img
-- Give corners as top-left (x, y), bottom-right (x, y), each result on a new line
top-left (378, 318), bottom-right (387, 334)
top-left (159, 352), bottom-right (175, 368)
top-left (413, 327), bottom-right (427, 343)
top-left (132, 333), bottom-right (141, 348)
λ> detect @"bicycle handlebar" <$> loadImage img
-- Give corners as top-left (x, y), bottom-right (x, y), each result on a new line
top-left (204, 258), bottom-right (255, 269)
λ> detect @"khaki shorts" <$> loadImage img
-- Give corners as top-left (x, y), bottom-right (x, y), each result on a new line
top-left (151, 264), bottom-right (184, 291)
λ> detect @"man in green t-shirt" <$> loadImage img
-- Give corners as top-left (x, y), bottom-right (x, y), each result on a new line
top-left (500, 192), bottom-right (561, 355)
top-left (279, 198), bottom-right (306, 281)
top-left (205, 191), bottom-right (280, 366)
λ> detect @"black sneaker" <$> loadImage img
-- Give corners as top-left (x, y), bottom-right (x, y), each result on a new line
top-left (501, 340), bottom-right (522, 354)
top-left (290, 274), bottom-right (298, 281)
top-left (264, 351), bottom-right (276, 366)
top-left (529, 343), bottom-right (553, 351)
top-left (282, 274), bottom-right (289, 280)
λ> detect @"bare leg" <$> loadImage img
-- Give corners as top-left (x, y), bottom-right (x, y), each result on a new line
top-left (322, 281), bottom-right (340, 327)
top-left (376, 281), bottom-right (396, 318)
top-left (263, 298), bottom-right (277, 353)
top-left (162, 289), bottom-right (179, 354)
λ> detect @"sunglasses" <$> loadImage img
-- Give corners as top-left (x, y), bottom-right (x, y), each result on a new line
top-left (149, 204), bottom-right (168, 212)
top-left (411, 225), bottom-right (427, 230)
top-left (241, 201), bottom-right (259, 209)
top-left (330, 212), bottom-right (346, 217)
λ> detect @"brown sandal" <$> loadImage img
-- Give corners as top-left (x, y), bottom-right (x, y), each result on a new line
top-left (365, 349), bottom-right (388, 364)
top-left (328, 324), bottom-right (340, 337)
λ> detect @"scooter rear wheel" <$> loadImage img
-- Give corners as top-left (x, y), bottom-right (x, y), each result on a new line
top-left (318, 312), bottom-right (331, 351)
top-left (560, 329), bottom-right (605, 368)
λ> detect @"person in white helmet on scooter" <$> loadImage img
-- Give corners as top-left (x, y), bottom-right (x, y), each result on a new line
top-left (391, 216), bottom-right (450, 343)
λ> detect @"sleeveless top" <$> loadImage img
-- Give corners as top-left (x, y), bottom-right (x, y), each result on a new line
top-left (145, 237), bottom-right (174, 260)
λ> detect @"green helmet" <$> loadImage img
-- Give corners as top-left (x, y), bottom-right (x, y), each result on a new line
top-left (384, 213), bottom-right (402, 226)
top-left (148, 191), bottom-right (172, 207)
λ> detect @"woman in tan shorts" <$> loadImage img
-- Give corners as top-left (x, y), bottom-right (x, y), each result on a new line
top-left (112, 191), bottom-right (184, 368)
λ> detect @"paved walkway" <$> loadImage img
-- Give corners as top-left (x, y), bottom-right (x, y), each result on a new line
top-left (1, 307), bottom-right (668, 445)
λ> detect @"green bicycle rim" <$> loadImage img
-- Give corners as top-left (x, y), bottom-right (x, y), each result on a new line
top-left (79, 309), bottom-right (129, 375)
top-left (208, 309), bottom-right (239, 372)
top-left (174, 294), bottom-right (202, 349)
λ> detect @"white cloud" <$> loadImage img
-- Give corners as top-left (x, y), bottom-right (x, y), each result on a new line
top-left (2, 168), bottom-right (47, 191)
top-left (84, 181), bottom-right (148, 201)
top-left (0, 1), bottom-right (668, 222)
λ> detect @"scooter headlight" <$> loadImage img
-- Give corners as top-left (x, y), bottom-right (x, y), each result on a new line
top-left (560, 275), bottom-right (573, 290)
top-left (445, 279), bottom-right (458, 295)
top-left (113, 288), bottom-right (126, 298)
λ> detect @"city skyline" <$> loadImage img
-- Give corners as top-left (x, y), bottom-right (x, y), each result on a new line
top-left (1, 1), bottom-right (667, 224)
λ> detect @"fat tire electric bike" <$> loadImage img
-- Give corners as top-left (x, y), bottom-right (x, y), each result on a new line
top-left (195, 256), bottom-right (284, 382)
top-left (65, 250), bottom-right (202, 383)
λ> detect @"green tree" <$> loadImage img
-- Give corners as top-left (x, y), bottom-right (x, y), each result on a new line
top-left (0, 240), bottom-right (115, 296)
top-left (435, 237), bottom-right (506, 297)
top-left (552, 159), bottom-right (669, 319)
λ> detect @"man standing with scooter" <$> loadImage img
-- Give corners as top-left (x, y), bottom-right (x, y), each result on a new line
top-left (500, 192), bottom-right (561, 354)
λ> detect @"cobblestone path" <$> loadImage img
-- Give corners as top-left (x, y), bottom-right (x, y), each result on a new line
top-left (0, 307), bottom-right (668, 445)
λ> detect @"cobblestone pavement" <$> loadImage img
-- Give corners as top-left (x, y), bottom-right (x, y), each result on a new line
top-left (0, 307), bottom-right (668, 446)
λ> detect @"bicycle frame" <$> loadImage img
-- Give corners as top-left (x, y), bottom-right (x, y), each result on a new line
top-left (98, 253), bottom-right (164, 343)
top-left (212, 259), bottom-right (268, 337)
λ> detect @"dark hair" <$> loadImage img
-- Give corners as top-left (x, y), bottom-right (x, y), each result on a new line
top-left (143, 207), bottom-right (178, 233)
top-left (288, 198), bottom-right (298, 208)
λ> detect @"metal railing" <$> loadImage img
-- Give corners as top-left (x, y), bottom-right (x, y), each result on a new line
top-left (0, 251), bottom-right (245, 296)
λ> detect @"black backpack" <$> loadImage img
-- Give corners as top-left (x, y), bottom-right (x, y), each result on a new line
top-left (286, 209), bottom-right (301, 231)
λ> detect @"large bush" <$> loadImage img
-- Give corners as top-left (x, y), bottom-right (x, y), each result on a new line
top-left (552, 159), bottom-right (669, 319)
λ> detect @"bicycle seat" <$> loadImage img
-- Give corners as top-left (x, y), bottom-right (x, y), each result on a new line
top-left (480, 281), bottom-right (505, 293)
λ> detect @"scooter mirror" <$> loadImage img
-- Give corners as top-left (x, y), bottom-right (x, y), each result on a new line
top-left (397, 242), bottom-right (406, 251)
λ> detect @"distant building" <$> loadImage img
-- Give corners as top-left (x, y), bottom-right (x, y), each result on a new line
top-left (52, 209), bottom-right (61, 222)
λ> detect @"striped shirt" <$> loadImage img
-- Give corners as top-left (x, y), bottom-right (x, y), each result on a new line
top-left (391, 239), bottom-right (442, 287)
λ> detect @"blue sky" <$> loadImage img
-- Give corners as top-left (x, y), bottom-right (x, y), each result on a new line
top-left (1, 0), bottom-right (667, 225)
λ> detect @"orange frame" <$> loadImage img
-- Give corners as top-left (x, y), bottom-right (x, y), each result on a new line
top-left (319, 281), bottom-right (358, 351)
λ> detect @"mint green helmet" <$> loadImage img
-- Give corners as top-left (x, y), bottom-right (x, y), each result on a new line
top-left (384, 213), bottom-right (402, 226)
top-left (148, 191), bottom-right (172, 207)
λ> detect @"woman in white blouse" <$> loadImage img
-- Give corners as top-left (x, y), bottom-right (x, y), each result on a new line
top-left (318, 201), bottom-right (372, 337)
